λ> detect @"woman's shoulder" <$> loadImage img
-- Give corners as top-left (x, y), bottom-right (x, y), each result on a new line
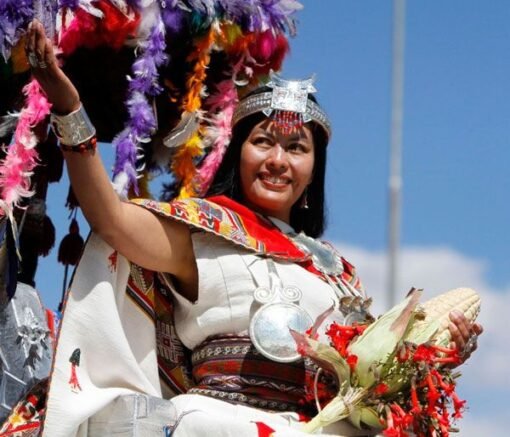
top-left (130, 196), bottom-right (267, 253)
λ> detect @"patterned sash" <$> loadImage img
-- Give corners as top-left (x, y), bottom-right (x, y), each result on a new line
top-left (188, 335), bottom-right (336, 416)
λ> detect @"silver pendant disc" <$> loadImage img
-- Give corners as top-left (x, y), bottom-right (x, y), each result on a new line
top-left (249, 302), bottom-right (312, 363)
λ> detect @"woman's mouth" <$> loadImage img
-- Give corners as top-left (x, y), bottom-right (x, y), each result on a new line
top-left (258, 173), bottom-right (291, 190)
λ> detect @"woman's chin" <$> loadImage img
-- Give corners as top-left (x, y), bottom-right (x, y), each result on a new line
top-left (246, 191), bottom-right (294, 220)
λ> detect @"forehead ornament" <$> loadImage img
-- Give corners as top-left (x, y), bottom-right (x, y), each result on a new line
top-left (232, 73), bottom-right (332, 140)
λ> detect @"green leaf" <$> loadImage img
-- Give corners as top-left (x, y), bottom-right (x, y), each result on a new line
top-left (349, 289), bottom-right (422, 387)
top-left (291, 330), bottom-right (351, 387)
top-left (359, 407), bottom-right (385, 430)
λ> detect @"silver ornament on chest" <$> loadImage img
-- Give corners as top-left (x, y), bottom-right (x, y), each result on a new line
top-left (249, 259), bottom-right (312, 363)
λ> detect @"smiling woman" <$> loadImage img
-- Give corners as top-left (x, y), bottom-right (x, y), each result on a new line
top-left (239, 120), bottom-right (315, 223)
top-left (207, 90), bottom-right (329, 238)
top-left (0, 11), bottom-right (482, 437)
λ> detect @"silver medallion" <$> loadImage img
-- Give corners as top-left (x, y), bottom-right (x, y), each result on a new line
top-left (290, 233), bottom-right (344, 276)
top-left (250, 301), bottom-right (312, 363)
top-left (290, 232), bottom-right (374, 324)
top-left (249, 259), bottom-right (312, 363)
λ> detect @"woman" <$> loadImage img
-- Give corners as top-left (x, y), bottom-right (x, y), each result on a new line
top-left (24, 20), bottom-right (481, 437)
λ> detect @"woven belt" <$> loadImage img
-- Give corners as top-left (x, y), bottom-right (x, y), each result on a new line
top-left (189, 334), bottom-right (335, 414)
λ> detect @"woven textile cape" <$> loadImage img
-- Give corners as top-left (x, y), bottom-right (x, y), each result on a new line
top-left (42, 196), bottom-right (362, 436)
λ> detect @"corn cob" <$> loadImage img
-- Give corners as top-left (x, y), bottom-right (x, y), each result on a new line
top-left (300, 288), bottom-right (482, 434)
top-left (404, 288), bottom-right (481, 347)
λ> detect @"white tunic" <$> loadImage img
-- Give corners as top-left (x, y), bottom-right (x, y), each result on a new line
top-left (43, 232), bottom-right (372, 436)
top-left (172, 230), bottom-right (340, 350)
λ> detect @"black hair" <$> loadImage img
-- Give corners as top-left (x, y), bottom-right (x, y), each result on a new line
top-left (206, 89), bottom-right (328, 238)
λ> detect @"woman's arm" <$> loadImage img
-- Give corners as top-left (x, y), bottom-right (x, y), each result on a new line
top-left (26, 20), bottom-right (197, 295)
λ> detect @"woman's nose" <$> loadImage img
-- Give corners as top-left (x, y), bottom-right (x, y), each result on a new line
top-left (266, 144), bottom-right (288, 171)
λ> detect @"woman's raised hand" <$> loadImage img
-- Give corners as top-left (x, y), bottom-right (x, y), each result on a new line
top-left (25, 19), bottom-right (80, 115)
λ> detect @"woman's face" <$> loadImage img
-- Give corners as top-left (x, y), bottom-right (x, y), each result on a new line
top-left (239, 119), bottom-right (315, 223)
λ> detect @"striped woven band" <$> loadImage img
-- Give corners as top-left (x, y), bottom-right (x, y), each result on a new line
top-left (232, 91), bottom-right (332, 142)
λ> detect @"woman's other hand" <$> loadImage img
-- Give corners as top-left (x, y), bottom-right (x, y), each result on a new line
top-left (449, 310), bottom-right (483, 364)
top-left (25, 19), bottom-right (80, 114)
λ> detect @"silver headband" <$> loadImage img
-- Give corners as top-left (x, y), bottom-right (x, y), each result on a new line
top-left (232, 74), bottom-right (332, 141)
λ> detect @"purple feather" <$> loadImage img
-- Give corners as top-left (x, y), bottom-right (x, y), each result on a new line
top-left (113, 131), bottom-right (137, 178)
top-left (161, 5), bottom-right (185, 34)
top-left (216, 0), bottom-right (254, 23)
top-left (0, 0), bottom-right (34, 60)
top-left (58, 0), bottom-right (79, 10)
top-left (247, 0), bottom-right (302, 33)
top-left (112, 13), bottom-right (167, 195)
top-left (127, 92), bottom-right (156, 134)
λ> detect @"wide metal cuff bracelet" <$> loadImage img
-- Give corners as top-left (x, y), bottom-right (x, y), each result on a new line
top-left (232, 92), bottom-right (332, 141)
top-left (50, 104), bottom-right (96, 146)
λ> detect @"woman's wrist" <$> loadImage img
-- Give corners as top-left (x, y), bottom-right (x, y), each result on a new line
top-left (51, 101), bottom-right (82, 116)
top-left (50, 103), bottom-right (96, 147)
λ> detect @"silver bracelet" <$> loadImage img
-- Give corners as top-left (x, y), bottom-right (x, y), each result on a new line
top-left (50, 104), bottom-right (96, 146)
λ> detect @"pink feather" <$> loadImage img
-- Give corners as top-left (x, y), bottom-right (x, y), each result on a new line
top-left (0, 80), bottom-right (51, 214)
top-left (194, 80), bottom-right (238, 195)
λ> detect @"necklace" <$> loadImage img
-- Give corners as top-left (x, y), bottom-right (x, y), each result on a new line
top-left (289, 232), bottom-right (345, 276)
top-left (289, 232), bottom-right (373, 324)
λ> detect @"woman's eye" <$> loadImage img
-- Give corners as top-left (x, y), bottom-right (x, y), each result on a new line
top-left (288, 143), bottom-right (306, 152)
top-left (252, 136), bottom-right (272, 146)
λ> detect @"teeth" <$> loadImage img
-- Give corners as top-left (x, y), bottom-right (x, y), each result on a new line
top-left (261, 175), bottom-right (288, 184)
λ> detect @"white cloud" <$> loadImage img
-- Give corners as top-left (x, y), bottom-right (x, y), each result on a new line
top-left (459, 414), bottom-right (508, 437)
top-left (337, 242), bottom-right (510, 389)
top-left (335, 242), bottom-right (510, 435)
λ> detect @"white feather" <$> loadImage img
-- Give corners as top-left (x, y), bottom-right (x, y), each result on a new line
top-left (108, 0), bottom-right (129, 15)
top-left (0, 114), bottom-right (19, 138)
top-left (134, 0), bottom-right (161, 42)
top-left (112, 172), bottom-right (129, 198)
top-left (79, 0), bottom-right (105, 18)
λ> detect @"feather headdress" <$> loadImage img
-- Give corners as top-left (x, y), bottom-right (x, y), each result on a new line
top-left (1, 0), bottom-right (302, 213)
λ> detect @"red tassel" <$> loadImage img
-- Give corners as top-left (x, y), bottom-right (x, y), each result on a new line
top-left (68, 348), bottom-right (82, 392)
top-left (254, 422), bottom-right (275, 437)
top-left (58, 219), bottom-right (84, 266)
top-left (68, 363), bottom-right (82, 392)
top-left (108, 250), bottom-right (118, 272)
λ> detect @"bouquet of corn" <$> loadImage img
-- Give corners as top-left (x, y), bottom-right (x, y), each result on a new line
top-left (292, 288), bottom-right (481, 436)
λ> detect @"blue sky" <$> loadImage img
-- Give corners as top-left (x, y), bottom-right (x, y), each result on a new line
top-left (34, 1), bottom-right (509, 435)
top-left (285, 0), bottom-right (510, 289)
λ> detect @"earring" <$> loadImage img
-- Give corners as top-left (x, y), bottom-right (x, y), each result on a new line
top-left (300, 189), bottom-right (309, 209)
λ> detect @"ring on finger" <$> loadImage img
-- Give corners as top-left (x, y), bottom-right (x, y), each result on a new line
top-left (461, 333), bottom-right (478, 357)
top-left (27, 52), bottom-right (39, 68)
top-left (38, 60), bottom-right (47, 69)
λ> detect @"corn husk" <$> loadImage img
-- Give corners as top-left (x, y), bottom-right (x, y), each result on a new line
top-left (348, 288), bottom-right (422, 387)
top-left (299, 288), bottom-right (481, 434)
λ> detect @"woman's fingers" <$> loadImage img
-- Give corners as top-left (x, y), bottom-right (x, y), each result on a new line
top-left (449, 319), bottom-right (465, 351)
top-left (448, 311), bottom-right (484, 365)
top-left (34, 22), bottom-right (47, 66)
top-left (27, 21), bottom-right (37, 55)
top-left (473, 322), bottom-right (484, 336)
top-left (44, 37), bottom-right (58, 69)
top-left (24, 19), bottom-right (81, 114)
top-left (449, 310), bottom-right (470, 346)
top-left (26, 19), bottom-right (45, 70)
